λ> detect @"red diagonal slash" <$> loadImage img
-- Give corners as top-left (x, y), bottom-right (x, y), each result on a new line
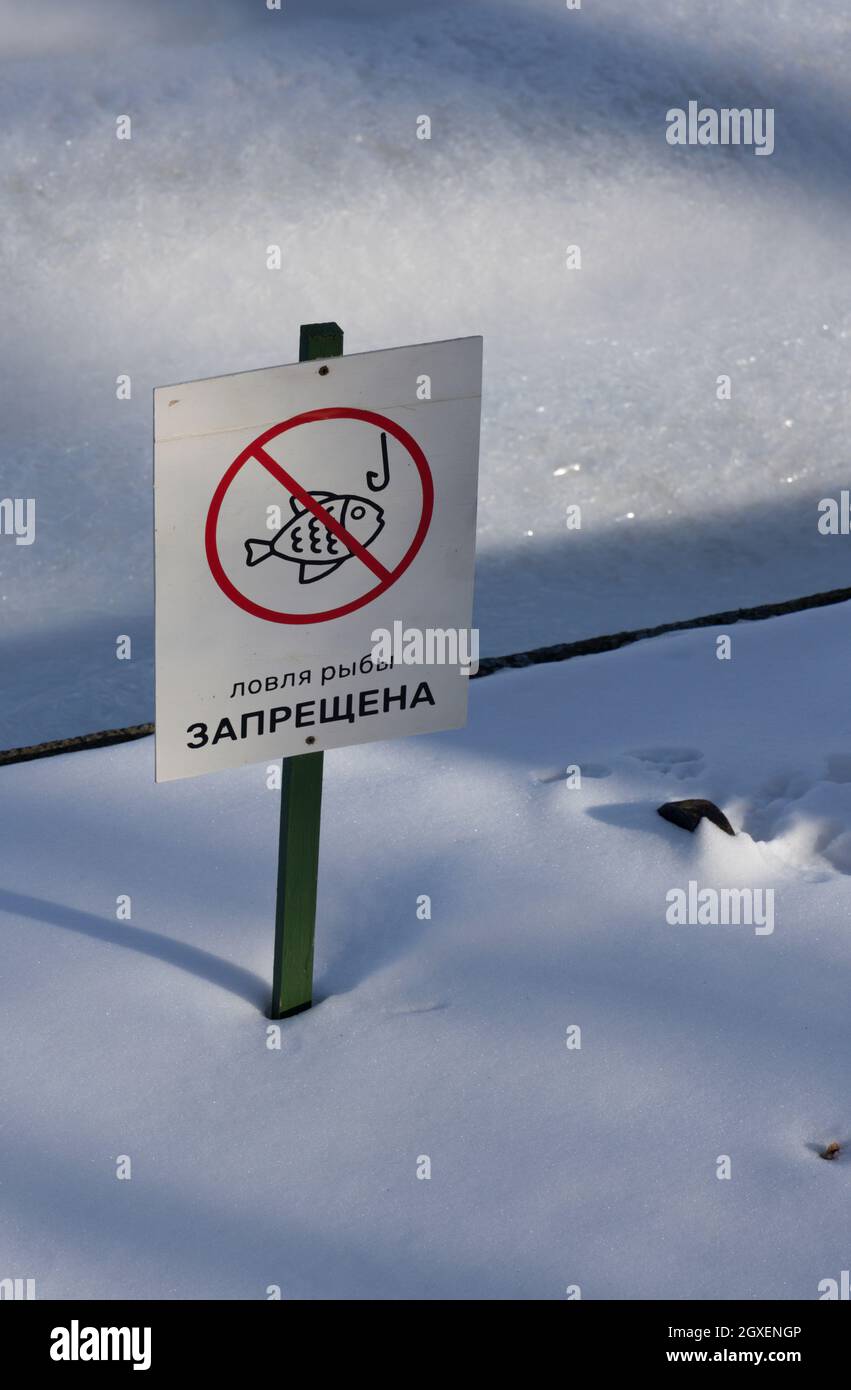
top-left (251, 443), bottom-right (392, 583)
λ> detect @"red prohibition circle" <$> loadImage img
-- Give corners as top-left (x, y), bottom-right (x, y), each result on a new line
top-left (205, 407), bottom-right (434, 624)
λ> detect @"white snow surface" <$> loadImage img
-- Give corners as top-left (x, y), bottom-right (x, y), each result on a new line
top-left (1, 602), bottom-right (849, 1299)
top-left (1, 0), bottom-right (850, 746)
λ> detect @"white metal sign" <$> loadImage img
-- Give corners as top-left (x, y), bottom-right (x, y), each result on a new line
top-left (154, 337), bottom-right (482, 781)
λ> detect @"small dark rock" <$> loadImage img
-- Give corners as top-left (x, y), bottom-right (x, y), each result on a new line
top-left (657, 799), bottom-right (736, 836)
top-left (820, 1141), bottom-right (841, 1161)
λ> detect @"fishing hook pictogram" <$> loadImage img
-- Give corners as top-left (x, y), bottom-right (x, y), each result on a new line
top-left (366, 431), bottom-right (391, 492)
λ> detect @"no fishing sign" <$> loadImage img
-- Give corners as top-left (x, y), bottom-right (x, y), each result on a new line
top-left (154, 336), bottom-right (482, 783)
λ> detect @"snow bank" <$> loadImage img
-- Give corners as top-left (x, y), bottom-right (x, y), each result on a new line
top-left (1, 600), bottom-right (848, 1298)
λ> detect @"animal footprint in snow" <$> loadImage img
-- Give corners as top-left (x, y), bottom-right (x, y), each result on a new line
top-left (626, 746), bottom-right (704, 780)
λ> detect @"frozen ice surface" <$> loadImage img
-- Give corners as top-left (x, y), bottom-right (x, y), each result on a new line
top-left (1, 0), bottom-right (849, 744)
top-left (0, 601), bottom-right (849, 1298)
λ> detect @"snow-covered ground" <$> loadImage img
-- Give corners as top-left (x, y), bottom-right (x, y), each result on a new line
top-left (1, 602), bottom-right (849, 1299)
top-left (1, 0), bottom-right (850, 747)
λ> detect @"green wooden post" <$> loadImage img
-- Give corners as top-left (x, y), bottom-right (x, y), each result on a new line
top-left (269, 321), bottom-right (344, 1018)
